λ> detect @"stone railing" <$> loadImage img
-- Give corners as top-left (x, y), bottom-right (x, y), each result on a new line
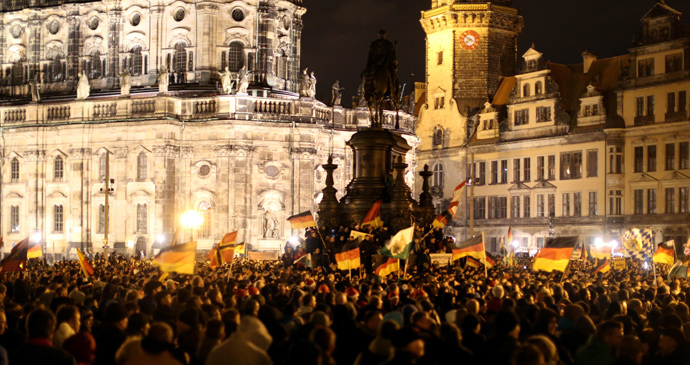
top-left (93, 103), bottom-right (117, 119)
top-left (193, 99), bottom-right (217, 115)
top-left (254, 99), bottom-right (292, 115)
top-left (132, 100), bottom-right (156, 115)
top-left (3, 108), bottom-right (26, 124)
top-left (46, 106), bottom-right (71, 121)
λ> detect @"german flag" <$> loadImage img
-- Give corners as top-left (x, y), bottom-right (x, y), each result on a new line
top-left (448, 179), bottom-right (469, 218)
top-left (485, 252), bottom-right (498, 268)
top-left (27, 242), bottom-right (43, 259)
top-left (235, 242), bottom-right (246, 254)
top-left (432, 210), bottom-right (453, 229)
top-left (207, 242), bottom-right (235, 270)
top-left (153, 241), bottom-right (196, 275)
top-left (507, 227), bottom-right (514, 246)
top-left (653, 241), bottom-right (675, 265)
top-left (590, 244), bottom-right (611, 260)
top-left (361, 199), bottom-right (383, 229)
top-left (532, 236), bottom-right (578, 272)
top-left (451, 235), bottom-right (485, 262)
top-left (0, 237), bottom-right (29, 272)
top-left (287, 211), bottom-right (317, 229)
top-left (336, 243), bottom-right (360, 271)
top-left (374, 258), bottom-right (399, 277)
top-left (592, 258), bottom-right (610, 274)
top-left (76, 248), bottom-right (95, 279)
top-left (466, 256), bottom-right (481, 268)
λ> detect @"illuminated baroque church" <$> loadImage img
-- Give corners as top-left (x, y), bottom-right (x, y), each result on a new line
top-left (0, 0), bottom-right (418, 256)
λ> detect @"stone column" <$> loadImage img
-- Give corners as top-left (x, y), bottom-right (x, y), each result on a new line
top-left (113, 147), bottom-right (128, 243)
top-left (69, 148), bottom-right (91, 250)
top-left (107, 9), bottom-right (123, 85)
top-left (150, 4), bottom-right (163, 74)
top-left (196, 1), bottom-right (218, 84)
top-left (229, 145), bottom-right (253, 243)
top-left (28, 17), bottom-right (41, 81)
top-left (214, 145), bottom-right (232, 239)
top-left (153, 145), bottom-right (178, 247)
top-left (67, 14), bottom-right (81, 82)
top-left (25, 149), bottom-right (46, 241)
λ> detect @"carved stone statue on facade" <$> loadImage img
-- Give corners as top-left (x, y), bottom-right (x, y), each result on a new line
top-left (218, 67), bottom-right (233, 95)
top-left (357, 81), bottom-right (367, 107)
top-left (30, 77), bottom-right (41, 102)
top-left (158, 66), bottom-right (169, 94)
top-left (76, 71), bottom-right (90, 100)
top-left (262, 210), bottom-right (279, 238)
top-left (299, 68), bottom-right (310, 97)
top-left (120, 69), bottom-right (131, 98)
top-left (331, 80), bottom-right (344, 106)
top-left (308, 71), bottom-right (317, 98)
top-left (362, 30), bottom-right (400, 126)
top-left (237, 66), bottom-right (249, 94)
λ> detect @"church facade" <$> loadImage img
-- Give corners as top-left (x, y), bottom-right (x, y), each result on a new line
top-left (0, 0), bottom-right (418, 256)
top-left (416, 0), bottom-right (689, 253)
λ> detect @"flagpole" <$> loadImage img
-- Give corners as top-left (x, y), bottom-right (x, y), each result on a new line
top-left (482, 232), bottom-right (487, 278)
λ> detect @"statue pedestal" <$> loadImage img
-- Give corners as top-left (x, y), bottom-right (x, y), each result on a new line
top-left (256, 239), bottom-right (283, 252)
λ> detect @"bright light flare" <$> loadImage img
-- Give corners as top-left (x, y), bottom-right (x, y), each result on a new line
top-left (181, 210), bottom-right (203, 230)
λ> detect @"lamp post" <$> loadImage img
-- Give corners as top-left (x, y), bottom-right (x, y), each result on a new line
top-left (181, 210), bottom-right (203, 244)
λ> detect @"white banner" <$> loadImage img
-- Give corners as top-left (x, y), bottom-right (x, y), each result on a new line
top-left (429, 253), bottom-right (453, 267)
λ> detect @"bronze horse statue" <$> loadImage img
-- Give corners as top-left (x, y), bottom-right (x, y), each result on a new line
top-left (362, 30), bottom-right (400, 127)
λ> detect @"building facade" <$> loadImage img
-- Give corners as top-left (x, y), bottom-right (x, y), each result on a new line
top-left (416, 0), bottom-right (689, 254)
top-left (0, 0), bottom-right (418, 256)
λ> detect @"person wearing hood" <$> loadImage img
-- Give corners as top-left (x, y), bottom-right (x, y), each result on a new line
top-left (205, 315), bottom-right (273, 365)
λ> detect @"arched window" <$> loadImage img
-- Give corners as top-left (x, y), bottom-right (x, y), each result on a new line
top-left (535, 81), bottom-right (543, 95)
top-left (228, 42), bottom-right (245, 72)
top-left (136, 204), bottom-right (147, 233)
top-left (49, 56), bottom-right (64, 83)
top-left (89, 50), bottom-right (102, 79)
top-left (99, 153), bottom-right (108, 179)
top-left (137, 152), bottom-right (147, 180)
top-left (173, 42), bottom-right (187, 73)
top-left (10, 157), bottom-right (20, 182)
top-left (131, 46), bottom-right (143, 75)
top-left (53, 205), bottom-right (64, 233)
top-left (198, 201), bottom-right (212, 239)
top-left (54, 156), bottom-right (64, 181)
top-left (433, 163), bottom-right (444, 187)
top-left (433, 128), bottom-right (443, 146)
top-left (523, 84), bottom-right (531, 97)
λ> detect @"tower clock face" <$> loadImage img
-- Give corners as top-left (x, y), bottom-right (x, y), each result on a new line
top-left (460, 30), bottom-right (480, 51)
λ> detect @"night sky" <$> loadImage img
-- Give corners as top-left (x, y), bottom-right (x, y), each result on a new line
top-left (301, 0), bottom-right (690, 104)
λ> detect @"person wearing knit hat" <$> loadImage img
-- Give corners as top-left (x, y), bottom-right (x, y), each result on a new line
top-left (248, 286), bottom-right (260, 296)
top-left (345, 287), bottom-right (359, 300)
top-left (235, 288), bottom-right (249, 299)
top-left (317, 284), bottom-right (330, 294)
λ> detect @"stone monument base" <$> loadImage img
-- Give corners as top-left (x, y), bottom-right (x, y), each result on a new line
top-left (256, 239), bottom-right (284, 252)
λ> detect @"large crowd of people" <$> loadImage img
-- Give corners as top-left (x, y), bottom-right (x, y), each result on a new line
top-left (0, 224), bottom-right (688, 365)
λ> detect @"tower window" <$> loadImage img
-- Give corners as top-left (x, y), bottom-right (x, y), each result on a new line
top-left (54, 155), bottom-right (64, 181)
top-left (173, 42), bottom-right (187, 73)
top-left (433, 128), bottom-right (443, 146)
top-left (137, 152), bottom-right (148, 180)
top-left (535, 81), bottom-right (543, 95)
top-left (523, 84), bottom-right (530, 97)
top-left (131, 46), bottom-right (143, 75)
top-left (137, 204), bottom-right (147, 233)
top-left (432, 164), bottom-right (444, 187)
top-left (53, 205), bottom-right (64, 233)
top-left (11, 157), bottom-right (19, 182)
top-left (228, 42), bottom-right (245, 72)
top-left (437, 51), bottom-right (443, 65)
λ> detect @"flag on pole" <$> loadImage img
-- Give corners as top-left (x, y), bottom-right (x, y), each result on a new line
top-left (485, 252), bottom-right (498, 268)
top-left (590, 244), bottom-right (612, 260)
top-left (499, 236), bottom-right (507, 257)
top-left (76, 248), bottom-right (95, 279)
top-left (287, 211), bottom-right (317, 229)
top-left (668, 261), bottom-right (688, 280)
top-left (374, 258), bottom-right (399, 277)
top-left (592, 258), bottom-right (611, 274)
top-left (448, 180), bottom-right (469, 218)
top-left (169, 226), bottom-right (181, 246)
top-left (296, 253), bottom-right (313, 268)
top-left (27, 242), bottom-right (43, 259)
top-left (153, 241), bottom-right (196, 275)
top-left (532, 236), bottom-right (578, 272)
top-left (653, 241), bottom-right (675, 265)
top-left (432, 210), bottom-right (453, 229)
top-left (507, 227), bottom-right (514, 247)
top-left (379, 225), bottom-right (415, 260)
top-left (234, 242), bottom-right (246, 255)
top-left (466, 256), bottom-right (481, 268)
top-left (349, 230), bottom-right (368, 243)
top-left (620, 228), bottom-right (655, 260)
top-left (0, 237), bottom-right (29, 273)
top-left (335, 245), bottom-right (360, 271)
top-left (361, 199), bottom-right (383, 229)
top-left (451, 235), bottom-right (485, 262)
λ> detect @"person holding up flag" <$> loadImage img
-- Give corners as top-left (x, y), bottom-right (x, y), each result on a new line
top-left (448, 179), bottom-right (469, 218)
top-left (76, 248), bottom-right (95, 279)
top-left (153, 241), bottom-right (196, 275)
top-left (0, 237), bottom-right (29, 272)
top-left (532, 236), bottom-right (578, 273)
top-left (361, 199), bottom-right (383, 229)
top-left (653, 240), bottom-right (675, 265)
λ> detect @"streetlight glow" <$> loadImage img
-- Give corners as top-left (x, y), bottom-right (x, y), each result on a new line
top-left (32, 232), bottom-right (41, 243)
top-left (127, 240), bottom-right (134, 248)
top-left (181, 210), bottom-right (203, 230)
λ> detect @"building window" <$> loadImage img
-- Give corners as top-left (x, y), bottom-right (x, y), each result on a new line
top-left (589, 192), bottom-right (598, 216)
top-left (488, 196), bottom-right (507, 219)
top-left (562, 193), bottom-right (570, 217)
top-left (535, 81), bottom-right (543, 95)
top-left (680, 142), bottom-right (689, 170)
top-left (634, 189), bottom-right (644, 215)
top-left (433, 164), bottom-right (443, 187)
top-left (648, 145), bottom-right (657, 172)
top-left (523, 158), bottom-right (531, 182)
top-left (548, 194), bottom-right (555, 217)
top-left (490, 161), bottom-right (498, 184)
top-left (433, 128), bottom-right (443, 146)
top-left (98, 204), bottom-right (106, 233)
top-left (679, 91), bottom-right (687, 113)
top-left (668, 92), bottom-right (676, 113)
top-left (634, 146), bottom-right (644, 173)
top-left (636, 97), bottom-right (644, 117)
top-left (228, 42), bottom-right (245, 72)
top-left (609, 146), bottom-right (623, 174)
top-left (11, 157), bottom-right (20, 182)
top-left (137, 204), bottom-right (147, 233)
top-left (511, 196), bottom-right (520, 218)
top-left (514, 109), bottom-right (529, 126)
top-left (665, 52), bottom-right (682, 73)
top-left (99, 153), bottom-right (108, 179)
top-left (666, 188), bottom-right (675, 214)
top-left (638, 58), bottom-right (654, 77)
top-left (523, 196), bottom-right (530, 218)
top-left (548, 155), bottom-right (556, 180)
top-left (54, 156), bottom-right (64, 181)
top-left (437, 51), bottom-right (443, 65)
top-left (609, 190), bottom-right (622, 215)
top-left (137, 152), bottom-right (147, 180)
top-left (536, 106), bottom-right (551, 122)
top-left (173, 42), bottom-right (187, 73)
top-left (500, 160), bottom-right (508, 184)
top-left (199, 201), bottom-right (212, 238)
top-left (666, 143), bottom-right (676, 170)
top-left (680, 187), bottom-right (689, 213)
top-left (573, 192), bottom-right (582, 216)
top-left (647, 95), bottom-right (655, 117)
top-left (560, 151), bottom-right (583, 180)
top-left (523, 84), bottom-right (530, 97)
top-left (131, 46), bottom-right (143, 75)
top-left (54, 205), bottom-right (64, 233)
top-left (513, 159), bottom-right (520, 183)
top-left (537, 195), bottom-right (545, 217)
top-left (537, 156), bottom-right (544, 180)
top-left (10, 206), bottom-right (19, 233)
top-left (88, 50), bottom-right (102, 79)
top-left (473, 197), bottom-right (486, 220)
top-left (587, 150), bottom-right (598, 177)
top-left (647, 189), bottom-right (657, 214)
